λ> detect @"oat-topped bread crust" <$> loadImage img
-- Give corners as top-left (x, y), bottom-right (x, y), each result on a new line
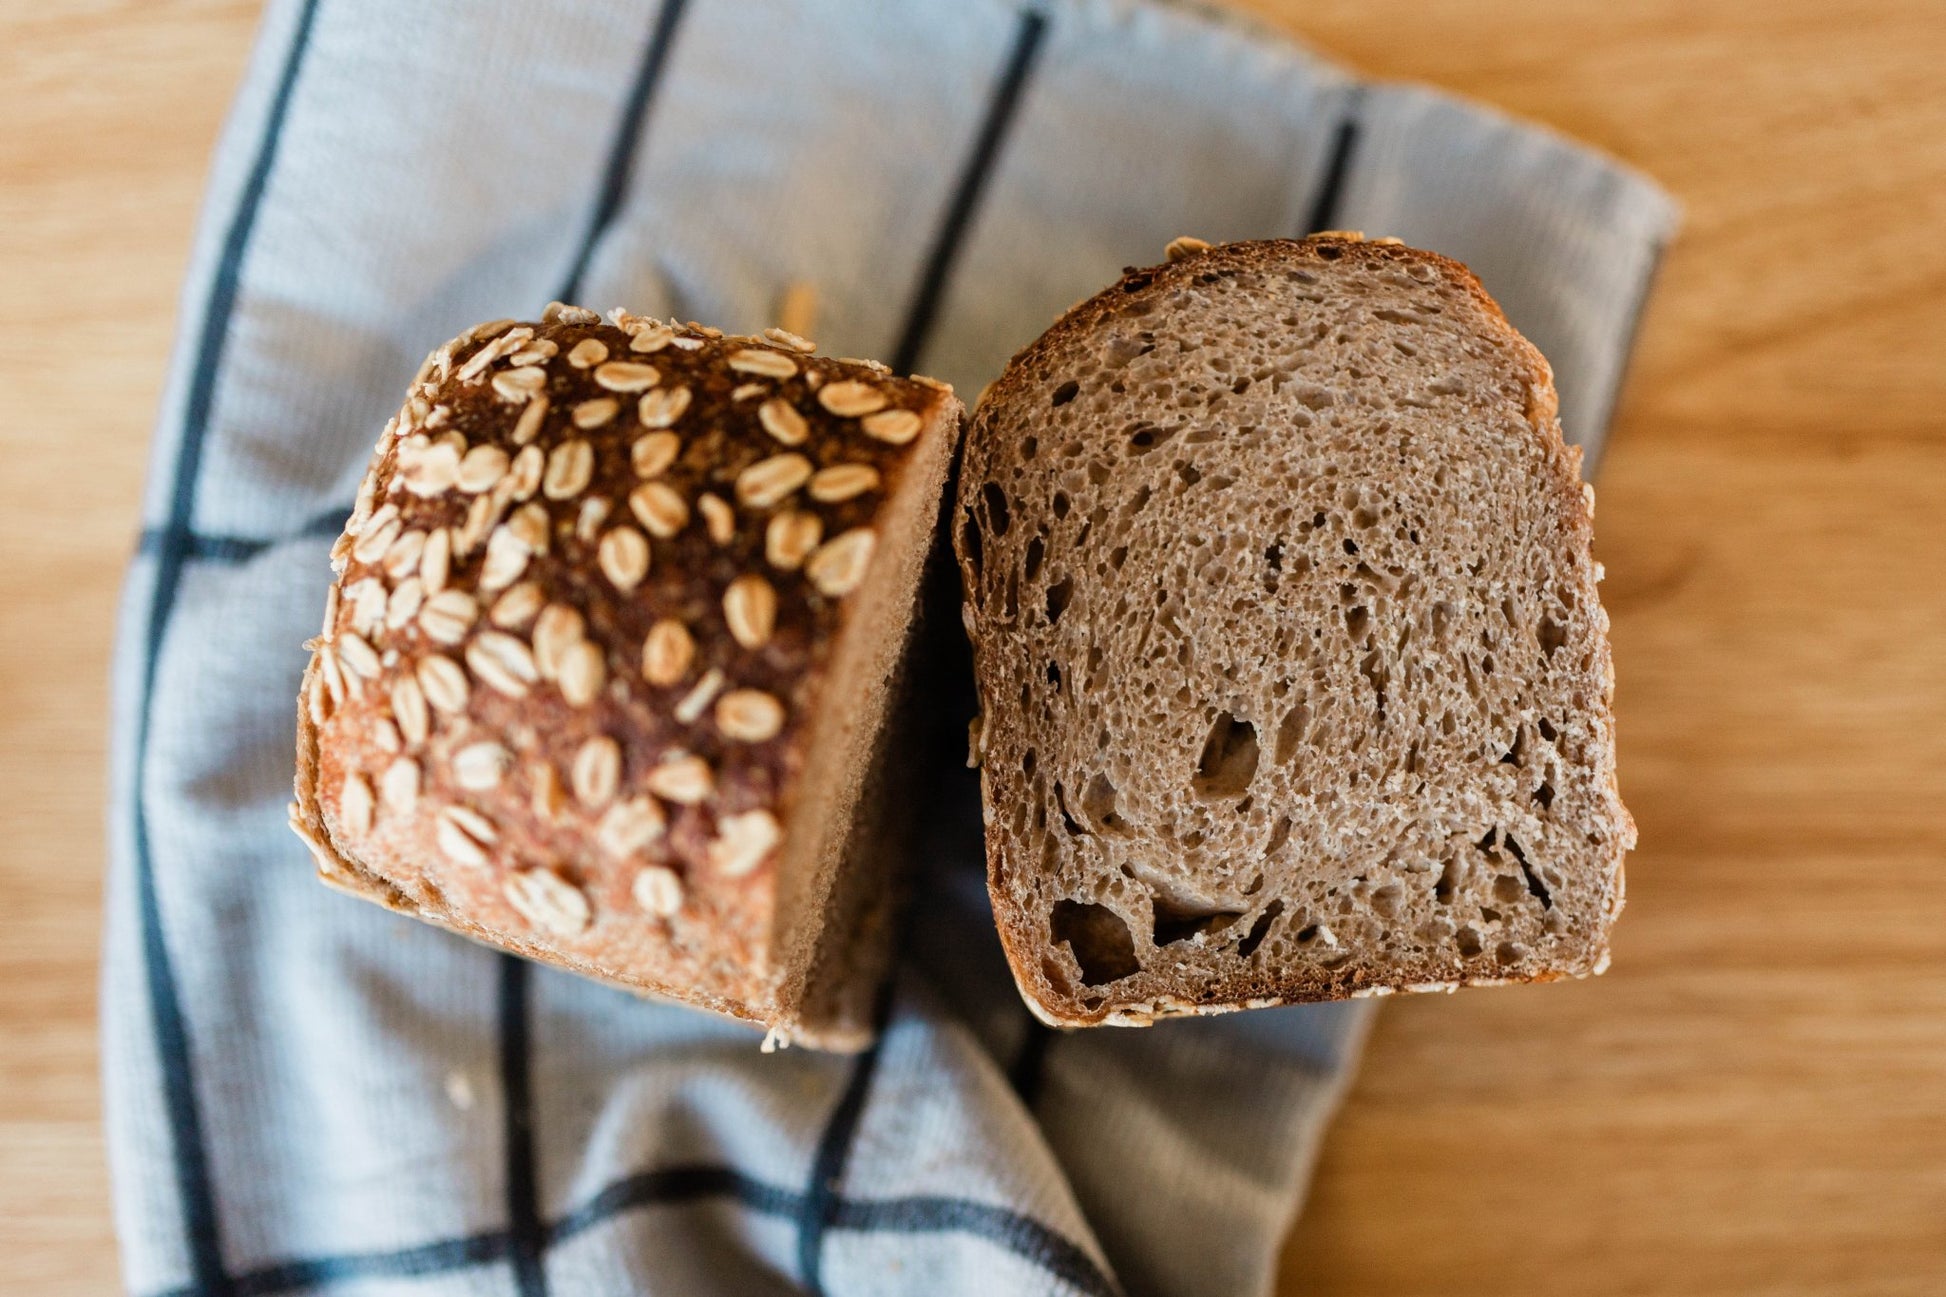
top-left (290, 303), bottom-right (961, 1049)
top-left (956, 236), bottom-right (1634, 1027)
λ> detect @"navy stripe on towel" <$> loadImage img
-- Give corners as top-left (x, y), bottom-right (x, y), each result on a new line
top-left (889, 7), bottom-right (1050, 375)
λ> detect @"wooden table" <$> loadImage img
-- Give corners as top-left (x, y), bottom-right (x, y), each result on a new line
top-left (4, 2), bottom-right (1941, 1292)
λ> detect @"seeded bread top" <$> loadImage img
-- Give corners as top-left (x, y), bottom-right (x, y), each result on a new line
top-left (290, 303), bottom-right (955, 1004)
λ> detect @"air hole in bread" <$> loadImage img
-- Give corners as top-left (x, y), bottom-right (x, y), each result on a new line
top-left (1236, 900), bottom-right (1283, 959)
top-left (1455, 925), bottom-right (1484, 957)
top-left (1051, 491), bottom-right (1070, 519)
top-left (1080, 771), bottom-right (1122, 833)
top-left (1435, 859), bottom-right (1461, 905)
top-left (1052, 781), bottom-right (1087, 837)
top-left (1023, 534), bottom-right (1044, 582)
top-left (980, 481), bottom-right (1010, 536)
top-left (1193, 711), bottom-right (1259, 799)
top-left (1045, 577), bottom-right (1074, 625)
top-left (1153, 896), bottom-right (1245, 947)
top-left (1175, 461), bottom-right (1201, 487)
top-left (1503, 834), bottom-right (1551, 908)
top-left (1051, 899), bottom-right (1140, 985)
top-left (1128, 424), bottom-right (1175, 455)
top-left (1344, 604), bottom-right (1371, 642)
top-left (1051, 380), bottom-right (1080, 407)
top-left (1359, 649), bottom-right (1388, 716)
top-left (1045, 661), bottom-right (1061, 690)
top-left (1539, 615), bottom-right (1568, 656)
top-left (1021, 436), bottom-right (1038, 461)
top-left (1534, 781), bottom-right (1556, 810)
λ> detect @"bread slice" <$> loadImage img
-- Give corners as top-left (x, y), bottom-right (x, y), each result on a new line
top-left (290, 305), bottom-right (962, 1050)
top-left (954, 236), bottom-right (1633, 1027)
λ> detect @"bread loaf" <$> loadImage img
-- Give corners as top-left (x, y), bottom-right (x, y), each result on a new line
top-left (290, 304), bottom-right (962, 1049)
top-left (954, 236), bottom-right (1633, 1027)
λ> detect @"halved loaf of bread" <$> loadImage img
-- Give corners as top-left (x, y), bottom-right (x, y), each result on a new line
top-left (290, 305), bottom-right (961, 1049)
top-left (955, 236), bottom-right (1634, 1027)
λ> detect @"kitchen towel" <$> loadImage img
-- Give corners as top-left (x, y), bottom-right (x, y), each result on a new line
top-left (104, 2), bottom-right (1676, 1294)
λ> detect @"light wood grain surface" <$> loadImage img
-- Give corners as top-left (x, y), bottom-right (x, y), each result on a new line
top-left (3, 2), bottom-right (1942, 1293)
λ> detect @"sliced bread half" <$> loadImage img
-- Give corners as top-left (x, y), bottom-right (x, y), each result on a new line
top-left (291, 306), bottom-right (962, 1049)
top-left (954, 236), bottom-right (1634, 1026)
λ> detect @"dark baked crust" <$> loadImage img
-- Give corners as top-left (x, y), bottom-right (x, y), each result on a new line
top-left (956, 236), bottom-right (1633, 1027)
top-left (290, 306), bottom-right (961, 1046)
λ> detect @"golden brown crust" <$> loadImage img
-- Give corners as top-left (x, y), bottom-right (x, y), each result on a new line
top-left (291, 306), bottom-right (961, 1046)
top-left (959, 236), bottom-right (1633, 1028)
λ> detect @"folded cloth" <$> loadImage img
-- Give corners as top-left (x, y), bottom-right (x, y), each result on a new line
top-left (104, 2), bottom-right (1676, 1293)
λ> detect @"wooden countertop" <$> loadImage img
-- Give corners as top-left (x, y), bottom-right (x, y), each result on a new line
top-left (4, 2), bottom-right (1941, 1292)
